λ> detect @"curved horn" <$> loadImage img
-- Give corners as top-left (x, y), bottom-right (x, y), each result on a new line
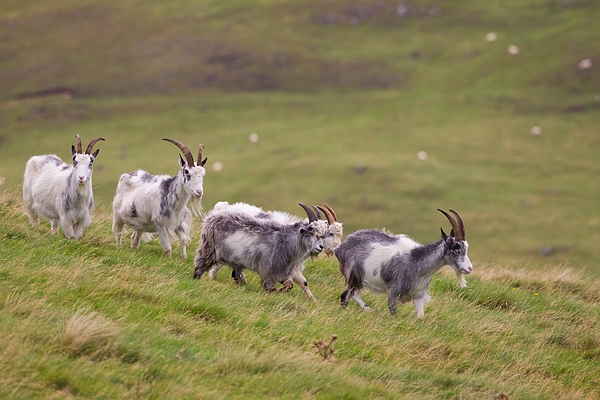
top-left (85, 137), bottom-right (105, 155)
top-left (197, 143), bottom-right (207, 167)
top-left (449, 209), bottom-right (465, 240)
top-left (299, 202), bottom-right (317, 223)
top-left (437, 208), bottom-right (462, 241)
top-left (323, 203), bottom-right (338, 222)
top-left (316, 205), bottom-right (335, 225)
top-left (312, 206), bottom-right (323, 220)
top-left (163, 138), bottom-right (195, 167)
top-left (75, 134), bottom-right (82, 154)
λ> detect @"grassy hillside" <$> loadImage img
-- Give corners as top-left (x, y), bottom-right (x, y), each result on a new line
top-left (1, 190), bottom-right (600, 399)
top-left (0, 1), bottom-right (599, 397)
top-left (1, 1), bottom-right (599, 274)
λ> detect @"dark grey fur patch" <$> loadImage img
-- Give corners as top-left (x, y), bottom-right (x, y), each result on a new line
top-left (42, 155), bottom-right (65, 168)
top-left (141, 172), bottom-right (155, 182)
top-left (61, 171), bottom-right (74, 211)
top-left (255, 212), bottom-right (271, 219)
top-left (131, 202), bottom-right (138, 218)
top-left (159, 176), bottom-right (177, 218)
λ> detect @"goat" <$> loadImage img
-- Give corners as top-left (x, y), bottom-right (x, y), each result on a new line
top-left (112, 138), bottom-right (207, 258)
top-left (193, 203), bottom-right (327, 293)
top-left (23, 134), bottom-right (104, 240)
top-left (318, 204), bottom-right (343, 255)
top-left (205, 201), bottom-right (340, 300)
top-left (334, 209), bottom-right (472, 318)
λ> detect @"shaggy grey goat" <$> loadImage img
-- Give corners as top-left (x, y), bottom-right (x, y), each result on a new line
top-left (193, 203), bottom-right (327, 293)
top-left (23, 134), bottom-right (104, 240)
top-left (112, 138), bottom-right (206, 258)
top-left (334, 209), bottom-right (472, 318)
top-left (205, 201), bottom-right (339, 300)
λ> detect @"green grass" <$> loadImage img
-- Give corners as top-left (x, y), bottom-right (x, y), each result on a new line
top-left (1, 190), bottom-right (600, 399)
top-left (1, 0), bottom-right (600, 397)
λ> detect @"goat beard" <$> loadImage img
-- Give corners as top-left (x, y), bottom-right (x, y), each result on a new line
top-left (188, 196), bottom-right (203, 217)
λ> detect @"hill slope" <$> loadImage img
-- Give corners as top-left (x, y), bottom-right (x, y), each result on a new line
top-left (1, 1), bottom-right (600, 273)
top-left (1, 190), bottom-right (599, 399)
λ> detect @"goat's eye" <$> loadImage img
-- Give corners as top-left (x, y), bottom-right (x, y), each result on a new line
top-left (73, 160), bottom-right (78, 166)
top-left (453, 249), bottom-right (461, 255)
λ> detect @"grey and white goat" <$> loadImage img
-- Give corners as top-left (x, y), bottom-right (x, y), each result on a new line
top-left (205, 201), bottom-right (340, 300)
top-left (193, 203), bottom-right (327, 293)
top-left (112, 138), bottom-right (207, 258)
top-left (334, 209), bottom-right (473, 318)
top-left (23, 134), bottom-right (104, 240)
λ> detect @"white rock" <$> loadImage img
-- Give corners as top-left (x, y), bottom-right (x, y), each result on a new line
top-left (577, 58), bottom-right (592, 70)
top-left (485, 32), bottom-right (497, 42)
top-left (212, 162), bottom-right (224, 172)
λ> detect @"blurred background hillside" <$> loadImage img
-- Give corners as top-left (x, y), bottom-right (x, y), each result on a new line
top-left (1, 0), bottom-right (599, 273)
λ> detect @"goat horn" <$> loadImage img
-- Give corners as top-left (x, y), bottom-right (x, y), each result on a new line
top-left (323, 203), bottom-right (338, 222)
top-left (449, 209), bottom-right (465, 240)
top-left (299, 202), bottom-right (317, 223)
top-left (312, 206), bottom-right (323, 220)
top-left (75, 134), bottom-right (83, 154)
top-left (197, 144), bottom-right (207, 167)
top-left (85, 137), bottom-right (105, 155)
top-left (163, 138), bottom-right (195, 167)
top-left (437, 208), bottom-right (462, 241)
top-left (316, 205), bottom-right (335, 225)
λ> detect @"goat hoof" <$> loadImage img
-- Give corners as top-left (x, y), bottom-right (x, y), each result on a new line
top-left (279, 280), bottom-right (294, 292)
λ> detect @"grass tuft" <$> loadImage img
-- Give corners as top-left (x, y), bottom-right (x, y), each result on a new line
top-left (60, 308), bottom-right (118, 360)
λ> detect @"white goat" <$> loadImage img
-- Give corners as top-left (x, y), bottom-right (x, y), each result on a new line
top-left (206, 201), bottom-right (340, 300)
top-left (193, 203), bottom-right (327, 293)
top-left (23, 135), bottom-right (104, 240)
top-left (334, 209), bottom-right (473, 318)
top-left (112, 138), bottom-right (206, 258)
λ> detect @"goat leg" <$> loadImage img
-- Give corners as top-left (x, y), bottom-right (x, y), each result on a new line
top-left (279, 280), bottom-right (294, 292)
top-left (231, 268), bottom-right (247, 285)
top-left (262, 278), bottom-right (277, 293)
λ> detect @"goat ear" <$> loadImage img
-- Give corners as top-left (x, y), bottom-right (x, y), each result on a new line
top-left (92, 149), bottom-right (100, 158)
top-left (71, 145), bottom-right (76, 156)
top-left (199, 157), bottom-right (207, 167)
top-left (440, 227), bottom-right (448, 241)
top-left (450, 228), bottom-right (455, 238)
top-left (178, 154), bottom-right (186, 168)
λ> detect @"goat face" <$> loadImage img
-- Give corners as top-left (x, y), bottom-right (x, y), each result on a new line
top-left (323, 222), bottom-right (343, 255)
top-left (178, 155), bottom-right (206, 198)
top-left (71, 148), bottom-right (99, 185)
top-left (301, 221), bottom-right (327, 256)
top-left (442, 235), bottom-right (473, 275)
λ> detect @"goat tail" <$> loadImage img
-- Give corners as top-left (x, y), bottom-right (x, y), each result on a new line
top-left (23, 158), bottom-right (42, 221)
top-left (22, 158), bottom-right (38, 205)
top-left (212, 201), bottom-right (230, 212)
